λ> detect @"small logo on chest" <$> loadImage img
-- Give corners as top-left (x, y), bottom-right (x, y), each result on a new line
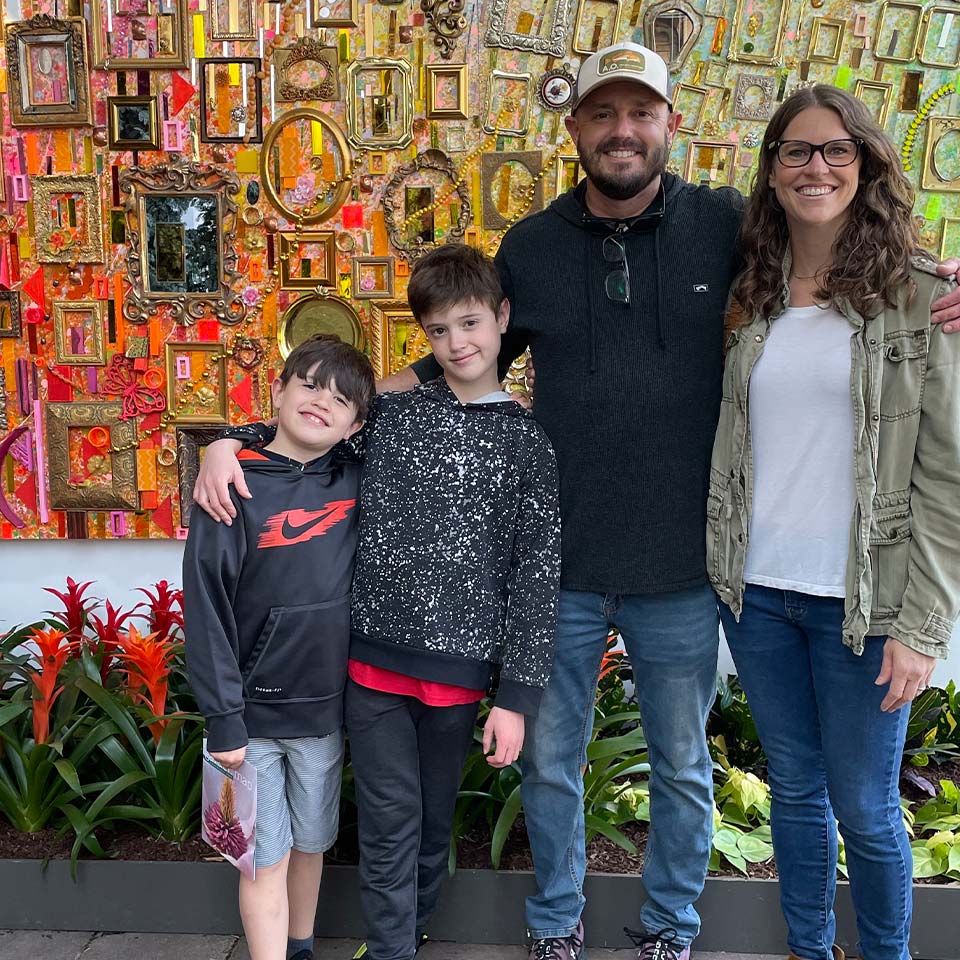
top-left (693, 283), bottom-right (709, 293)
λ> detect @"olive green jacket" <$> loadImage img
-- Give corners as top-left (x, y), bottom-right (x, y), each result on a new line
top-left (707, 258), bottom-right (960, 659)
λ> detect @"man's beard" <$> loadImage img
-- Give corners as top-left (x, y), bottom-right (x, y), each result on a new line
top-left (578, 135), bottom-right (669, 201)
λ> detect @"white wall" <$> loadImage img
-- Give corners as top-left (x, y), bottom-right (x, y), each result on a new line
top-left (1, 540), bottom-right (958, 685)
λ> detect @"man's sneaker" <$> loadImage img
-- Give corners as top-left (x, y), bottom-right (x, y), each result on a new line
top-left (352, 932), bottom-right (428, 958)
top-left (624, 926), bottom-right (691, 960)
top-left (528, 919), bottom-right (585, 959)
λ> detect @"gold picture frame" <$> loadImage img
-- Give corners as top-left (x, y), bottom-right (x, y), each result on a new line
top-left (164, 343), bottom-right (229, 425)
top-left (198, 58), bottom-right (264, 144)
top-left (345, 58), bottom-right (415, 150)
top-left (673, 83), bottom-right (711, 133)
top-left (480, 151), bottom-right (545, 230)
top-left (921, 116), bottom-right (960, 193)
top-left (873, 1), bottom-right (924, 62)
top-left (941, 218), bottom-right (960, 260)
top-left (918, 5), bottom-right (960, 68)
top-left (484, 0), bottom-right (573, 57)
top-left (0, 291), bottom-right (22, 340)
top-left (572, 0), bottom-right (623, 55)
top-left (555, 154), bottom-right (585, 198)
top-left (351, 257), bottom-right (396, 299)
top-left (108, 96), bottom-right (161, 152)
top-left (176, 427), bottom-right (225, 527)
top-left (31, 175), bottom-right (105, 265)
top-left (483, 70), bottom-right (532, 136)
top-left (368, 300), bottom-right (430, 379)
top-left (309, 0), bottom-right (359, 28)
top-left (53, 301), bottom-right (106, 366)
top-left (274, 39), bottom-right (340, 102)
top-left (210, 0), bottom-right (258, 41)
top-left (6, 15), bottom-right (93, 129)
top-left (685, 140), bottom-right (739, 188)
top-left (426, 64), bottom-right (469, 120)
top-left (728, 0), bottom-right (790, 64)
top-left (46, 401), bottom-right (139, 512)
top-left (807, 18), bottom-right (846, 63)
top-left (279, 230), bottom-right (337, 290)
top-left (853, 79), bottom-right (894, 127)
top-left (90, 0), bottom-right (191, 71)
top-left (260, 109), bottom-right (353, 225)
top-left (119, 159), bottom-right (245, 325)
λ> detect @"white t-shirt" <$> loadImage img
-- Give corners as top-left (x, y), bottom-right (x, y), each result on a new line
top-left (743, 303), bottom-right (856, 597)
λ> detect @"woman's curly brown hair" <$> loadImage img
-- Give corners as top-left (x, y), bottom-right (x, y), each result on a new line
top-left (731, 85), bottom-right (921, 326)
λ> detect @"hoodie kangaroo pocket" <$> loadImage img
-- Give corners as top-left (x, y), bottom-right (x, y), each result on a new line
top-left (242, 596), bottom-right (350, 702)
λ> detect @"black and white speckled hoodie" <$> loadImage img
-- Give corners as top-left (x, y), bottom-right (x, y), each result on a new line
top-left (350, 378), bottom-right (560, 716)
top-left (222, 377), bottom-right (561, 716)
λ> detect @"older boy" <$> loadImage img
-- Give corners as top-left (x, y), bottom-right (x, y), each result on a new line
top-left (196, 246), bottom-right (561, 960)
top-left (183, 335), bottom-right (375, 960)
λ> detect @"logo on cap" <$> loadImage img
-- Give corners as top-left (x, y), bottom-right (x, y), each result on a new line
top-left (597, 49), bottom-right (646, 76)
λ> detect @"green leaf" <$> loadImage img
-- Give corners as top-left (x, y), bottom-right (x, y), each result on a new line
top-left (52, 758), bottom-right (83, 797)
top-left (911, 842), bottom-right (945, 878)
top-left (490, 785), bottom-right (523, 870)
top-left (76, 677), bottom-right (155, 774)
top-left (584, 814), bottom-right (638, 854)
top-left (737, 833), bottom-right (774, 863)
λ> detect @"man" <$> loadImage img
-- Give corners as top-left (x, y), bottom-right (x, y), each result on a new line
top-left (380, 42), bottom-right (960, 960)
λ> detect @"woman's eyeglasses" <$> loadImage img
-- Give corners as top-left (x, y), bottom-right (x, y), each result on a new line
top-left (603, 234), bottom-right (630, 304)
top-left (769, 138), bottom-right (863, 168)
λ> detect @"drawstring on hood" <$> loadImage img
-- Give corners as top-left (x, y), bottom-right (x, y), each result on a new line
top-left (550, 177), bottom-right (674, 367)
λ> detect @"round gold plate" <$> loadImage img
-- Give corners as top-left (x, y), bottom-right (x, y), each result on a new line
top-left (277, 294), bottom-right (364, 358)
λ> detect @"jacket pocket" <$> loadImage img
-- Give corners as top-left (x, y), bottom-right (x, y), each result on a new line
top-left (242, 596), bottom-right (350, 702)
top-left (869, 508), bottom-right (912, 617)
top-left (879, 330), bottom-right (927, 421)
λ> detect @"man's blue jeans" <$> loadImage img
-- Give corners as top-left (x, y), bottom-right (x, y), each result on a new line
top-left (720, 585), bottom-right (912, 960)
top-left (521, 585), bottom-right (719, 943)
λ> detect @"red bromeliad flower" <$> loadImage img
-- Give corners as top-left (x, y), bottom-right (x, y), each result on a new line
top-left (598, 630), bottom-right (624, 683)
top-left (88, 600), bottom-right (135, 683)
top-left (29, 627), bottom-right (74, 745)
top-left (116, 625), bottom-right (176, 744)
top-left (43, 577), bottom-right (98, 648)
top-left (135, 581), bottom-right (184, 643)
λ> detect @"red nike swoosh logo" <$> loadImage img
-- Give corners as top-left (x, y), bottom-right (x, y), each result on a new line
top-left (257, 500), bottom-right (356, 548)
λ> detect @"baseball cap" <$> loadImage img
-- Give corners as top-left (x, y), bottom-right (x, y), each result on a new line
top-left (570, 41), bottom-right (672, 113)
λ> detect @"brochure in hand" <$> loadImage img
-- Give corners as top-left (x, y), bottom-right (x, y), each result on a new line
top-left (201, 746), bottom-right (257, 880)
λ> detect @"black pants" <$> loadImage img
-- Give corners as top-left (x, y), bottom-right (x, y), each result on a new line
top-left (345, 678), bottom-right (479, 960)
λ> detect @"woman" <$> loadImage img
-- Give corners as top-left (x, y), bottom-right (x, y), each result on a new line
top-left (708, 84), bottom-right (959, 960)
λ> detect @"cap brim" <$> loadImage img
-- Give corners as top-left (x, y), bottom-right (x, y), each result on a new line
top-left (570, 75), bottom-right (671, 113)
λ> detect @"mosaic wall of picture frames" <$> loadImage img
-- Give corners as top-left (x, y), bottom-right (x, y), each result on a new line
top-left (1, 0), bottom-right (959, 539)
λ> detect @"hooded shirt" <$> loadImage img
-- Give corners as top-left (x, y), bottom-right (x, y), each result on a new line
top-left (183, 448), bottom-right (361, 752)
top-left (412, 174), bottom-right (745, 595)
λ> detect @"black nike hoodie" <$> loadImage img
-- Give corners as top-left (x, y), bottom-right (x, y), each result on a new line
top-left (183, 448), bottom-right (361, 752)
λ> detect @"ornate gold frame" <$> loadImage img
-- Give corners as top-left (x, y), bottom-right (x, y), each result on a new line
top-left (368, 300), bottom-right (429, 379)
top-left (210, 0), bottom-right (258, 41)
top-left (345, 58), bottom-right (414, 150)
top-left (31, 175), bottom-right (105, 264)
top-left (176, 427), bottom-right (225, 527)
top-left (918, 6), bottom-right (960, 68)
top-left (732, 74), bottom-right (775, 122)
top-left (480, 151), bottom-right (545, 230)
top-left (46, 401), bottom-right (139, 512)
top-left (260, 108), bottom-right (353, 225)
top-left (673, 83), bottom-right (711, 133)
top-left (425, 64), bottom-right (469, 120)
top-left (484, 0), bottom-right (573, 57)
top-left (807, 18), bottom-right (846, 63)
top-left (483, 71), bottom-right (532, 136)
top-left (873, 1), bottom-right (924, 62)
top-left (309, 0), bottom-right (359, 28)
top-left (554, 154), bottom-right (584, 198)
top-left (6, 15), bottom-right (93, 128)
top-left (279, 230), bottom-right (337, 290)
top-left (381, 151), bottom-right (473, 261)
top-left (643, 0), bottom-right (703, 72)
top-left (921, 116), bottom-right (960, 193)
top-left (685, 140), bottom-right (739, 187)
top-left (108, 96), bottom-right (161, 152)
top-left (572, 0), bottom-right (622, 55)
top-left (351, 257), bottom-right (396, 299)
top-left (90, 0), bottom-right (190, 70)
top-left (164, 343), bottom-right (229, 425)
top-left (853, 79), bottom-right (894, 127)
top-left (119, 159), bottom-right (245, 325)
top-left (728, 0), bottom-right (790, 64)
top-left (0, 291), bottom-right (22, 340)
top-left (53, 301), bottom-right (106, 366)
top-left (274, 39), bottom-right (340, 101)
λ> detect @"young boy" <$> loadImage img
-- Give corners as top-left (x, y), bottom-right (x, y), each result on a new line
top-left (196, 245), bottom-right (561, 960)
top-left (183, 335), bottom-right (376, 960)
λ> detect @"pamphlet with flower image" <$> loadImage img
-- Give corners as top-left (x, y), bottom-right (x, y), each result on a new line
top-left (201, 746), bottom-right (257, 880)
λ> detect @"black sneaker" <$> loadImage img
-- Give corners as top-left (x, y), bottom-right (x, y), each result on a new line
top-left (625, 926), bottom-right (691, 960)
top-left (352, 932), bottom-right (428, 958)
top-left (528, 919), bottom-right (585, 959)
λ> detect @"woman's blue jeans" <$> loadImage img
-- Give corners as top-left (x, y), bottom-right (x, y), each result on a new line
top-left (719, 585), bottom-right (912, 960)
